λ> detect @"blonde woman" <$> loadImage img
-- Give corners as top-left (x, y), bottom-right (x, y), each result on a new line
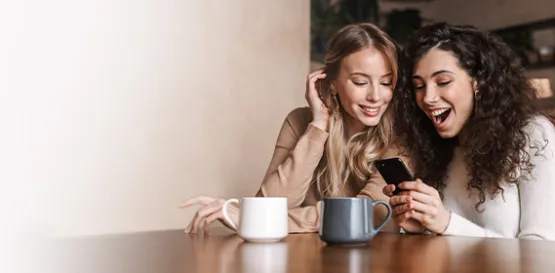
top-left (182, 23), bottom-right (403, 234)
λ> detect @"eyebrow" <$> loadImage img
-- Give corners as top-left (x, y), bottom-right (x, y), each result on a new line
top-left (412, 70), bottom-right (454, 79)
top-left (350, 72), bottom-right (393, 78)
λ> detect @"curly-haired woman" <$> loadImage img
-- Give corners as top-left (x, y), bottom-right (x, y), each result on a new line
top-left (386, 22), bottom-right (555, 239)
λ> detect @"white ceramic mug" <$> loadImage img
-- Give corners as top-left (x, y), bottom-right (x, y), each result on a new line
top-left (222, 197), bottom-right (288, 243)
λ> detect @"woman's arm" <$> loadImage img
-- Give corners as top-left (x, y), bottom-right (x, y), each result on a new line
top-left (285, 147), bottom-right (406, 233)
top-left (443, 116), bottom-right (555, 240)
top-left (516, 116), bottom-right (555, 240)
top-left (255, 107), bottom-right (329, 208)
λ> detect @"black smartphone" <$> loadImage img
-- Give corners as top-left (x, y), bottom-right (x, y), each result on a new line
top-left (374, 157), bottom-right (414, 195)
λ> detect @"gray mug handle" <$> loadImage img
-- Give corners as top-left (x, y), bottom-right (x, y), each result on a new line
top-left (371, 200), bottom-right (392, 235)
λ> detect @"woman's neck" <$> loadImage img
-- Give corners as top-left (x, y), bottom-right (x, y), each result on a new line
top-left (457, 120), bottom-right (473, 147)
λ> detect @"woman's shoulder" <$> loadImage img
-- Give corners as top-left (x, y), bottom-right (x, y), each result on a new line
top-left (523, 115), bottom-right (555, 159)
top-left (285, 106), bottom-right (312, 121)
top-left (524, 115), bottom-right (555, 140)
top-left (282, 106), bottom-right (313, 134)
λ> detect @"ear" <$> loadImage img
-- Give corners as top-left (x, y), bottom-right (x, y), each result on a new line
top-left (472, 79), bottom-right (478, 94)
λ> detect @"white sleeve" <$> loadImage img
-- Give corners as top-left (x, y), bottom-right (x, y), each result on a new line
top-left (443, 116), bottom-right (555, 240)
top-left (516, 116), bottom-right (555, 240)
top-left (442, 212), bottom-right (505, 238)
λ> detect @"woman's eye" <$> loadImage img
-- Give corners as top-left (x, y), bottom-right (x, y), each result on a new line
top-left (380, 82), bottom-right (392, 86)
top-left (413, 84), bottom-right (425, 90)
top-left (353, 81), bottom-right (367, 86)
top-left (437, 81), bottom-right (452, 87)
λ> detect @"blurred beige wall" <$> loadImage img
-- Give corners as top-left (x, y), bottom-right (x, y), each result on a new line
top-left (2, 0), bottom-right (309, 237)
top-left (381, 0), bottom-right (555, 93)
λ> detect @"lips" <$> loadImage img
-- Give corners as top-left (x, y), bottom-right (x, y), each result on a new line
top-left (359, 105), bottom-right (381, 117)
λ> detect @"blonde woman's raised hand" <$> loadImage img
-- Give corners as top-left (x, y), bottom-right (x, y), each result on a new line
top-left (305, 68), bottom-right (330, 131)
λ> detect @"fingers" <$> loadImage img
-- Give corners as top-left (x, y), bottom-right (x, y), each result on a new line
top-left (203, 210), bottom-right (224, 234)
top-left (179, 195), bottom-right (217, 208)
top-left (407, 210), bottom-right (430, 226)
top-left (389, 194), bottom-right (411, 207)
top-left (307, 70), bottom-right (326, 84)
top-left (189, 201), bottom-right (224, 234)
top-left (403, 198), bottom-right (436, 215)
top-left (185, 219), bottom-right (193, 233)
top-left (308, 67), bottom-right (325, 78)
top-left (392, 199), bottom-right (412, 216)
top-left (307, 74), bottom-right (327, 97)
top-left (398, 179), bottom-right (438, 196)
top-left (406, 190), bottom-right (434, 206)
top-left (307, 69), bottom-right (327, 90)
top-left (393, 209), bottom-right (414, 225)
top-left (382, 184), bottom-right (396, 197)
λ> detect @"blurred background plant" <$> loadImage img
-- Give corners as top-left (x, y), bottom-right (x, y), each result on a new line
top-left (311, 0), bottom-right (380, 62)
top-left (311, 0), bottom-right (422, 62)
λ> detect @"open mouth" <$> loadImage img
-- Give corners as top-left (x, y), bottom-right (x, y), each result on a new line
top-left (431, 108), bottom-right (451, 125)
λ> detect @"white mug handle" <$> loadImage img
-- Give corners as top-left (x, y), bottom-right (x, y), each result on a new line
top-left (222, 198), bottom-right (240, 231)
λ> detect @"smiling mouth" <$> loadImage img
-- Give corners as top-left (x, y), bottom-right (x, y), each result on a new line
top-left (360, 105), bottom-right (379, 113)
top-left (431, 108), bottom-right (451, 125)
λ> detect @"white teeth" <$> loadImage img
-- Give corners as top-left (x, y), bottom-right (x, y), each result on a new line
top-left (431, 109), bottom-right (449, 117)
top-left (362, 106), bottom-right (378, 112)
top-left (431, 108), bottom-right (451, 124)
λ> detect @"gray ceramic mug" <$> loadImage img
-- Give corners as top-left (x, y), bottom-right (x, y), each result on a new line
top-left (319, 197), bottom-right (392, 245)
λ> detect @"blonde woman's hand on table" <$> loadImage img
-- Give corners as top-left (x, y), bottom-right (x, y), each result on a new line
top-left (180, 195), bottom-right (238, 234)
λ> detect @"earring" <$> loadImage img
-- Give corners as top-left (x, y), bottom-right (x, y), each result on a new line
top-left (331, 90), bottom-right (340, 116)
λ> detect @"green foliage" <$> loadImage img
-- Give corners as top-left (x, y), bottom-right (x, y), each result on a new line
top-left (311, 0), bottom-right (380, 62)
top-left (497, 30), bottom-right (534, 51)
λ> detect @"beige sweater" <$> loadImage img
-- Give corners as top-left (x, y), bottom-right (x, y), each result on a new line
top-left (255, 107), bottom-right (402, 233)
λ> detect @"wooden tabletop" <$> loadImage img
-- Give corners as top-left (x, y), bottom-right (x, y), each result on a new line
top-left (39, 227), bottom-right (555, 273)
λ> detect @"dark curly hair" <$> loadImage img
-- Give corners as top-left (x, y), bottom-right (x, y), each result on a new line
top-left (395, 22), bottom-right (552, 211)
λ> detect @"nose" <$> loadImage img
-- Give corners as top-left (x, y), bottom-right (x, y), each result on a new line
top-left (422, 85), bottom-right (439, 105)
top-left (366, 83), bottom-right (381, 102)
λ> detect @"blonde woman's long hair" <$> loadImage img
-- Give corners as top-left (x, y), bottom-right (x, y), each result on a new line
top-left (314, 23), bottom-right (399, 198)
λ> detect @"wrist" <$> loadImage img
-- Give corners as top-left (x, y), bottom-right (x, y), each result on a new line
top-left (310, 120), bottom-right (328, 132)
top-left (437, 210), bottom-right (452, 234)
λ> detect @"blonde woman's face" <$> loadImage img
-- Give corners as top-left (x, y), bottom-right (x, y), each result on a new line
top-left (334, 47), bottom-right (394, 129)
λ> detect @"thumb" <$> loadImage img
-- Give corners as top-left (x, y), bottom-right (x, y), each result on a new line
top-left (383, 184), bottom-right (395, 197)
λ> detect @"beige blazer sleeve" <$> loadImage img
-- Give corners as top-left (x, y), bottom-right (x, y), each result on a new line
top-left (255, 107), bottom-right (329, 208)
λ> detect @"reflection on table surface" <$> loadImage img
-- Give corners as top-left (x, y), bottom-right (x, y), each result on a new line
top-left (29, 227), bottom-right (555, 273)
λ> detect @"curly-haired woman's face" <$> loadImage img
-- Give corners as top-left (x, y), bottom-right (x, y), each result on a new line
top-left (334, 46), bottom-right (394, 131)
top-left (412, 49), bottom-right (475, 138)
